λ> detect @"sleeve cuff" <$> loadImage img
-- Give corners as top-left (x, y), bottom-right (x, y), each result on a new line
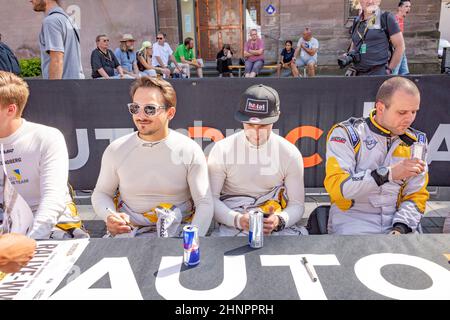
top-left (393, 222), bottom-right (412, 234)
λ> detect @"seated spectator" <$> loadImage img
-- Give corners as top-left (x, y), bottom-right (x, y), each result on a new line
top-left (152, 32), bottom-right (181, 79)
top-left (243, 29), bottom-right (265, 77)
top-left (276, 40), bottom-right (299, 78)
top-left (0, 33), bottom-right (21, 75)
top-left (136, 41), bottom-right (160, 78)
top-left (173, 37), bottom-right (204, 78)
top-left (216, 44), bottom-right (233, 77)
top-left (91, 34), bottom-right (130, 79)
top-left (294, 28), bottom-right (319, 77)
top-left (114, 34), bottom-right (140, 78)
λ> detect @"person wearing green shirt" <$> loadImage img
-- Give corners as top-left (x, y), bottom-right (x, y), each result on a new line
top-left (173, 37), bottom-right (204, 78)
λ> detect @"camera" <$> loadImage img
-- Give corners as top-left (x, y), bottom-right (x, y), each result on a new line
top-left (338, 50), bottom-right (361, 69)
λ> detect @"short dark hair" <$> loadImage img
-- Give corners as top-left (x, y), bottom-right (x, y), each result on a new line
top-left (96, 34), bottom-right (107, 42)
top-left (130, 76), bottom-right (177, 109)
top-left (184, 37), bottom-right (194, 46)
top-left (376, 77), bottom-right (420, 107)
top-left (285, 40), bottom-right (293, 46)
top-left (398, 0), bottom-right (410, 7)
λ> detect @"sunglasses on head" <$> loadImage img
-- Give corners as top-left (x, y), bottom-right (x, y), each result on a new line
top-left (127, 103), bottom-right (167, 116)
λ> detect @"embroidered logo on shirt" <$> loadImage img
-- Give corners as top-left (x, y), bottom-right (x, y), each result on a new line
top-left (364, 136), bottom-right (378, 150)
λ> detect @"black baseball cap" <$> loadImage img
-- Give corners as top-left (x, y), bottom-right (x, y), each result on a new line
top-left (234, 84), bottom-right (281, 125)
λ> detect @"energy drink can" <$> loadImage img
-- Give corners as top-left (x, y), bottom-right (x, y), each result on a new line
top-left (411, 142), bottom-right (426, 161)
top-left (183, 225), bottom-right (200, 266)
top-left (248, 210), bottom-right (264, 248)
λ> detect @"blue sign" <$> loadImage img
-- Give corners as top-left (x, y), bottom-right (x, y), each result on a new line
top-left (265, 4), bottom-right (276, 15)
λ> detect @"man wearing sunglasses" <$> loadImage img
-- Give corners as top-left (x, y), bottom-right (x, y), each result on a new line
top-left (92, 77), bottom-right (214, 238)
top-left (152, 32), bottom-right (182, 78)
top-left (91, 34), bottom-right (129, 79)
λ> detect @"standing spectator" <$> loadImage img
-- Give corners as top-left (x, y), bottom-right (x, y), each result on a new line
top-left (216, 44), bottom-right (233, 77)
top-left (91, 34), bottom-right (129, 79)
top-left (136, 41), bottom-right (159, 78)
top-left (345, 0), bottom-right (404, 76)
top-left (393, 0), bottom-right (411, 75)
top-left (152, 32), bottom-right (181, 78)
top-left (173, 37), bottom-right (204, 78)
top-left (114, 34), bottom-right (140, 78)
top-left (294, 28), bottom-right (319, 77)
top-left (31, 0), bottom-right (84, 79)
top-left (243, 29), bottom-right (265, 78)
top-left (277, 40), bottom-right (299, 77)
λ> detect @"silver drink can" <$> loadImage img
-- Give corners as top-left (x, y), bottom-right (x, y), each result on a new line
top-left (411, 142), bottom-right (426, 161)
top-left (248, 210), bottom-right (264, 248)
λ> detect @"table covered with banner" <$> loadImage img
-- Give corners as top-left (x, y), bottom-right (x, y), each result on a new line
top-left (1, 235), bottom-right (449, 300)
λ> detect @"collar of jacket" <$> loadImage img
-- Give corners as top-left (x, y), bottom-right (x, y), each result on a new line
top-left (365, 109), bottom-right (418, 146)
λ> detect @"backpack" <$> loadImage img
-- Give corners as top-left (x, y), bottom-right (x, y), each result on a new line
top-left (350, 11), bottom-right (394, 60)
top-left (0, 42), bottom-right (21, 75)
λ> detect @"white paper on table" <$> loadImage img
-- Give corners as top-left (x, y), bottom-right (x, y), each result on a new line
top-left (0, 144), bottom-right (34, 235)
top-left (0, 239), bottom-right (90, 300)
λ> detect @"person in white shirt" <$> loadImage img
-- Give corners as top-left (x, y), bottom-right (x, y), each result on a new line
top-left (151, 32), bottom-right (182, 78)
top-left (0, 71), bottom-right (87, 239)
top-left (293, 27), bottom-right (319, 77)
top-left (92, 76), bottom-right (214, 237)
top-left (208, 84), bottom-right (306, 237)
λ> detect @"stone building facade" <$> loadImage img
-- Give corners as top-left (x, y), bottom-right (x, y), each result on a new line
top-left (0, 0), bottom-right (443, 76)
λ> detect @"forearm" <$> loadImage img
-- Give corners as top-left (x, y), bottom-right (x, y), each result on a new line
top-left (156, 56), bottom-right (165, 67)
top-left (91, 189), bottom-right (117, 222)
top-left (191, 201), bottom-right (214, 236)
top-left (389, 43), bottom-right (405, 70)
top-left (116, 66), bottom-right (125, 76)
top-left (97, 68), bottom-right (110, 78)
top-left (213, 198), bottom-right (241, 227)
top-left (48, 52), bottom-right (64, 79)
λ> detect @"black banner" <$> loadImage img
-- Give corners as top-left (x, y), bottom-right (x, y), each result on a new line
top-left (24, 76), bottom-right (450, 189)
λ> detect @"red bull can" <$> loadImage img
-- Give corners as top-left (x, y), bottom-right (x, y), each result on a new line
top-left (249, 210), bottom-right (263, 248)
top-left (183, 225), bottom-right (200, 266)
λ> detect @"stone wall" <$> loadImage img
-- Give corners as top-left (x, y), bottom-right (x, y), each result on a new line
top-left (260, 0), bottom-right (441, 73)
top-left (0, 0), bottom-right (156, 77)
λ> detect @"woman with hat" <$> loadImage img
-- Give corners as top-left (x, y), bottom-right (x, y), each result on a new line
top-left (136, 41), bottom-right (169, 78)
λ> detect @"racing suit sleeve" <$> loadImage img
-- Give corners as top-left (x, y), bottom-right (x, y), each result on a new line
top-left (207, 142), bottom-right (241, 228)
top-left (91, 145), bottom-right (119, 222)
top-left (187, 143), bottom-right (214, 237)
top-left (393, 147), bottom-right (430, 233)
top-left (28, 129), bottom-right (68, 239)
top-left (280, 152), bottom-right (305, 228)
top-left (324, 126), bottom-right (379, 211)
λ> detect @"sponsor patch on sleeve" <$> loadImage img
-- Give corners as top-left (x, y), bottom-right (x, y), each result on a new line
top-left (330, 136), bottom-right (347, 144)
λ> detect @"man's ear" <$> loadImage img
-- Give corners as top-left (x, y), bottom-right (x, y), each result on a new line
top-left (167, 107), bottom-right (176, 121)
top-left (375, 101), bottom-right (385, 114)
top-left (6, 104), bottom-right (18, 117)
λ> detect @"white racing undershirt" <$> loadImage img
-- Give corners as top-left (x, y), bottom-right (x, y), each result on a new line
top-left (0, 119), bottom-right (70, 239)
top-left (208, 130), bottom-right (305, 228)
top-left (91, 129), bottom-right (214, 236)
